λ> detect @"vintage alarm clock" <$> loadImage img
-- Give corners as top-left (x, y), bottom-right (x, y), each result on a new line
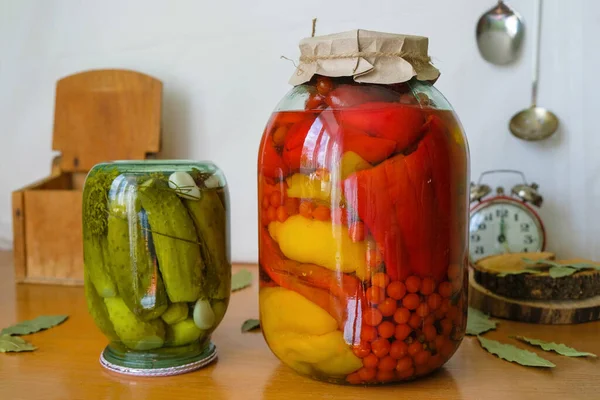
top-left (469, 169), bottom-right (546, 262)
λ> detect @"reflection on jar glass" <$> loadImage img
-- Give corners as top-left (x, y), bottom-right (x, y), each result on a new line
top-left (257, 30), bottom-right (470, 385)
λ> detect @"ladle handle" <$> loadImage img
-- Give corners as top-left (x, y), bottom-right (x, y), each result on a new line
top-left (531, 0), bottom-right (542, 107)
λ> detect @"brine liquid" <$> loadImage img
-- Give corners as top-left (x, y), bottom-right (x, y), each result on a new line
top-left (257, 104), bottom-right (469, 385)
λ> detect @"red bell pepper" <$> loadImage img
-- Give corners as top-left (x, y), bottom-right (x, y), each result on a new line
top-left (342, 129), bottom-right (396, 165)
top-left (422, 115), bottom-right (452, 277)
top-left (343, 117), bottom-right (452, 282)
top-left (338, 103), bottom-right (426, 153)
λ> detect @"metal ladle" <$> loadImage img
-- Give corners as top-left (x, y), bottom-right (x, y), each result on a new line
top-left (476, 1), bottom-right (525, 65)
top-left (509, 0), bottom-right (559, 141)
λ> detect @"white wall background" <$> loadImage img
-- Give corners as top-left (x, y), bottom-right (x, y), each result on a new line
top-left (0, 0), bottom-right (598, 262)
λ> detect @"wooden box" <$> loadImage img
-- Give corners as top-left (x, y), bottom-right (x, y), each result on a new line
top-left (12, 69), bottom-right (163, 285)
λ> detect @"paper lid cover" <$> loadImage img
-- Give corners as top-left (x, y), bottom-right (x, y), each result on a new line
top-left (288, 29), bottom-right (440, 86)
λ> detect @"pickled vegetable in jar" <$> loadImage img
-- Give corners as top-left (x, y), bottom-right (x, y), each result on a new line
top-left (257, 30), bottom-right (469, 385)
top-left (82, 160), bottom-right (231, 375)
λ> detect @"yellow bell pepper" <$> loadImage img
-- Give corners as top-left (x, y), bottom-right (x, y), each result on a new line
top-left (286, 173), bottom-right (331, 202)
top-left (269, 215), bottom-right (368, 280)
top-left (340, 151), bottom-right (372, 180)
top-left (285, 152), bottom-right (371, 202)
top-left (260, 286), bottom-right (362, 377)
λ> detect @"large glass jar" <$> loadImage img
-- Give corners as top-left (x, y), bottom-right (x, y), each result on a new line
top-left (82, 160), bottom-right (231, 375)
top-left (257, 32), bottom-right (469, 385)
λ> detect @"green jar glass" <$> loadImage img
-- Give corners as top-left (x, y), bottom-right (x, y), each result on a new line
top-left (82, 160), bottom-right (231, 376)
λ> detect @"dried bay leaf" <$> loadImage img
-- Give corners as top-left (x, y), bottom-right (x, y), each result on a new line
top-left (231, 269), bottom-right (253, 292)
top-left (241, 319), bottom-right (261, 333)
top-left (548, 266), bottom-right (578, 278)
top-left (0, 315), bottom-right (68, 336)
top-left (466, 307), bottom-right (497, 336)
top-left (514, 336), bottom-right (597, 358)
top-left (477, 336), bottom-right (555, 368)
top-left (0, 335), bottom-right (37, 353)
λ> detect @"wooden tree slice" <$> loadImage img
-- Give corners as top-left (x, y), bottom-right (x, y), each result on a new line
top-left (469, 272), bottom-right (600, 324)
top-left (472, 252), bottom-right (600, 300)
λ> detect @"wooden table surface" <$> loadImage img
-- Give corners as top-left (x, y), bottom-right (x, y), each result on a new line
top-left (0, 250), bottom-right (599, 400)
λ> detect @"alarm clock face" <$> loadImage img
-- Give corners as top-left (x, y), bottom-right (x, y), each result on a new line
top-left (469, 200), bottom-right (544, 262)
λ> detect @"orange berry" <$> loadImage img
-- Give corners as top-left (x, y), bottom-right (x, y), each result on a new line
top-left (420, 277), bottom-right (436, 295)
top-left (378, 321), bottom-right (395, 339)
top-left (366, 286), bottom-right (385, 305)
top-left (416, 303), bottom-right (430, 318)
top-left (396, 367), bottom-right (415, 379)
top-left (348, 221), bottom-right (366, 242)
top-left (372, 272), bottom-right (390, 288)
top-left (415, 364), bottom-right (430, 376)
top-left (402, 293), bottom-right (420, 310)
top-left (361, 325), bottom-right (378, 342)
top-left (378, 355), bottom-right (397, 371)
top-left (446, 306), bottom-right (459, 321)
top-left (423, 324), bottom-right (437, 342)
top-left (269, 190), bottom-right (282, 208)
top-left (316, 76), bottom-right (334, 96)
top-left (405, 276), bottom-right (421, 293)
top-left (387, 281), bottom-right (407, 300)
top-left (408, 313), bottom-right (422, 329)
top-left (393, 307), bottom-right (411, 324)
top-left (358, 366), bottom-right (377, 381)
top-left (395, 357), bottom-right (413, 373)
top-left (390, 341), bottom-right (408, 359)
top-left (284, 197), bottom-right (299, 215)
top-left (440, 318), bottom-right (453, 335)
top-left (376, 369), bottom-right (396, 382)
top-left (363, 308), bottom-right (383, 326)
top-left (298, 201), bottom-right (313, 218)
top-left (313, 205), bottom-right (331, 221)
top-left (267, 206), bottom-right (277, 222)
top-left (427, 293), bottom-right (442, 311)
top-left (408, 342), bottom-right (423, 357)
top-left (371, 338), bottom-right (391, 358)
top-left (276, 205), bottom-right (288, 222)
top-left (440, 339), bottom-right (455, 358)
top-left (394, 323), bottom-right (412, 341)
top-left (428, 353), bottom-right (444, 370)
top-left (363, 353), bottom-right (379, 369)
top-left (447, 264), bottom-right (461, 280)
top-left (261, 196), bottom-right (270, 209)
top-left (434, 335), bottom-right (446, 351)
top-left (346, 372), bottom-right (362, 385)
top-left (438, 282), bottom-right (453, 298)
top-left (378, 298), bottom-right (397, 317)
top-left (452, 277), bottom-right (463, 292)
top-left (352, 341), bottom-right (371, 358)
top-left (424, 314), bottom-right (436, 326)
top-left (260, 210), bottom-right (270, 226)
top-left (414, 350), bottom-right (431, 366)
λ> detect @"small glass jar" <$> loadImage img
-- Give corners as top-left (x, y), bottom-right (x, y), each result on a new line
top-left (257, 31), bottom-right (470, 385)
top-left (82, 160), bottom-right (231, 376)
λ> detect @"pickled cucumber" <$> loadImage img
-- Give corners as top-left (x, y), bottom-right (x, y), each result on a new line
top-left (84, 271), bottom-right (118, 341)
top-left (83, 235), bottom-right (117, 298)
top-left (164, 318), bottom-right (206, 347)
top-left (104, 297), bottom-right (166, 350)
top-left (138, 179), bottom-right (204, 302)
top-left (184, 190), bottom-right (231, 300)
top-left (161, 303), bottom-right (189, 325)
top-left (107, 210), bottom-right (168, 321)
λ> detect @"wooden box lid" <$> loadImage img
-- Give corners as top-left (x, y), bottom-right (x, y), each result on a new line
top-left (51, 69), bottom-right (163, 172)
